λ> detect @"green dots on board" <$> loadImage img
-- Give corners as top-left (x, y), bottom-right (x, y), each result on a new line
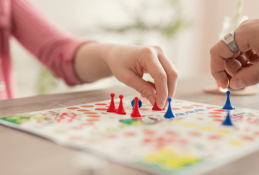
top-left (6, 116), bottom-right (21, 120)
top-left (140, 148), bottom-right (202, 172)
top-left (119, 118), bottom-right (155, 126)
top-left (132, 121), bottom-right (143, 125)
top-left (195, 144), bottom-right (203, 150)
top-left (120, 118), bottom-right (143, 125)
top-left (33, 117), bottom-right (46, 120)
top-left (120, 118), bottom-right (135, 125)
top-left (21, 114), bottom-right (34, 117)
top-left (0, 114), bottom-right (35, 124)
top-left (15, 118), bottom-right (30, 123)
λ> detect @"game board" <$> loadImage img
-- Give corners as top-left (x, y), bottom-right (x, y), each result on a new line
top-left (1, 95), bottom-right (259, 175)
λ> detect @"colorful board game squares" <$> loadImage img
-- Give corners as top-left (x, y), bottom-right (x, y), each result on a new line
top-left (1, 96), bottom-right (259, 175)
top-left (217, 130), bottom-right (231, 135)
top-left (143, 148), bottom-right (200, 169)
top-left (0, 114), bottom-right (34, 124)
top-left (199, 126), bottom-right (213, 130)
top-left (228, 140), bottom-right (243, 146)
top-left (169, 120), bottom-right (181, 124)
top-left (184, 123), bottom-right (197, 127)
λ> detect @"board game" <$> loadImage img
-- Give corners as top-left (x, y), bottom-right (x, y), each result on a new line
top-left (1, 93), bottom-right (259, 175)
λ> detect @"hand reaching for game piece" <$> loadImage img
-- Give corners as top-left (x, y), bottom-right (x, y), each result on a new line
top-left (74, 43), bottom-right (178, 109)
top-left (210, 19), bottom-right (259, 89)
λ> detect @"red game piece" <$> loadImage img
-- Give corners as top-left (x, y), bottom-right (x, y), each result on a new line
top-left (116, 95), bottom-right (126, 115)
top-left (131, 97), bottom-right (142, 117)
top-left (152, 102), bottom-right (163, 111)
top-left (152, 92), bottom-right (163, 111)
top-left (107, 93), bottom-right (116, 112)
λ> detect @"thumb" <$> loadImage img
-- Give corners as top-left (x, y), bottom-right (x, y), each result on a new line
top-left (230, 63), bottom-right (259, 89)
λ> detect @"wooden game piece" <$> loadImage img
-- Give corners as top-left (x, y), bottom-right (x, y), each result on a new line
top-left (222, 111), bottom-right (233, 126)
top-left (131, 97), bottom-right (142, 117)
top-left (131, 99), bottom-right (142, 109)
top-left (107, 93), bottom-right (116, 112)
top-left (152, 102), bottom-right (163, 111)
top-left (116, 95), bottom-right (126, 115)
top-left (164, 97), bottom-right (174, 118)
top-left (223, 91), bottom-right (234, 110)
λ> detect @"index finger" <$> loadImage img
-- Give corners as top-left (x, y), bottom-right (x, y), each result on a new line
top-left (141, 50), bottom-right (168, 109)
top-left (210, 40), bottom-right (239, 88)
top-left (156, 49), bottom-right (178, 100)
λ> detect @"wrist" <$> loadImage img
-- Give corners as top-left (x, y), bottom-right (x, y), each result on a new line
top-left (73, 41), bottom-right (113, 83)
top-left (97, 43), bottom-right (118, 64)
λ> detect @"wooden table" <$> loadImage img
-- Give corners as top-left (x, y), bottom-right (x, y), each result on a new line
top-left (1, 74), bottom-right (259, 175)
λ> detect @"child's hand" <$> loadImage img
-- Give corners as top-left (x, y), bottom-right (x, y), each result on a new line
top-left (105, 45), bottom-right (178, 109)
top-left (74, 43), bottom-right (178, 109)
top-left (210, 19), bottom-right (259, 89)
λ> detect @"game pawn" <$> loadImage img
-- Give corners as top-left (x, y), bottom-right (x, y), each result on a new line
top-left (131, 98), bottom-right (142, 110)
top-left (164, 97), bottom-right (175, 119)
top-left (116, 95), bottom-right (126, 115)
top-left (222, 110), bottom-right (233, 126)
top-left (152, 92), bottom-right (163, 111)
top-left (131, 97), bottom-right (142, 118)
top-left (222, 91), bottom-right (235, 110)
top-left (107, 93), bottom-right (116, 112)
top-left (152, 102), bottom-right (163, 111)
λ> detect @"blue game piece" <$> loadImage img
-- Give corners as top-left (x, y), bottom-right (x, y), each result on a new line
top-left (222, 91), bottom-right (234, 110)
top-left (164, 97), bottom-right (175, 118)
top-left (131, 99), bottom-right (142, 109)
top-left (222, 111), bottom-right (233, 126)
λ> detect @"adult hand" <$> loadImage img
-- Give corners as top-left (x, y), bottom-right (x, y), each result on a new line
top-left (210, 19), bottom-right (259, 89)
top-left (105, 45), bottom-right (178, 109)
top-left (75, 43), bottom-right (178, 109)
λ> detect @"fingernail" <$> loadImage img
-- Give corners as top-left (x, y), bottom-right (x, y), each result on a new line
top-left (231, 78), bottom-right (245, 89)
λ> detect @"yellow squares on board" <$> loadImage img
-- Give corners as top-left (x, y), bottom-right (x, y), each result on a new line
top-left (169, 120), bottom-right (182, 124)
top-left (200, 126), bottom-right (213, 130)
top-left (217, 130), bottom-right (231, 135)
top-left (228, 140), bottom-right (243, 146)
top-left (184, 123), bottom-right (197, 127)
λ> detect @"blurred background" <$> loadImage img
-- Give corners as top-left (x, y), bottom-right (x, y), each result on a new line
top-left (10, 0), bottom-right (259, 98)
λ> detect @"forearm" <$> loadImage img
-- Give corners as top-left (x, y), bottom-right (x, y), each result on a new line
top-left (73, 42), bottom-right (114, 83)
top-left (12, 0), bottom-right (84, 85)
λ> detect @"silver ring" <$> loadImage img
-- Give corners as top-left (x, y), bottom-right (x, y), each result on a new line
top-left (221, 31), bottom-right (239, 53)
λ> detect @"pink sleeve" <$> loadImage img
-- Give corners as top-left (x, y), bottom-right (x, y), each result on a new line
top-left (11, 0), bottom-right (88, 85)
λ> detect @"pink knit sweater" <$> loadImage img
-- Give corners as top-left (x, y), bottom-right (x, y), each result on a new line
top-left (0, 0), bottom-right (85, 100)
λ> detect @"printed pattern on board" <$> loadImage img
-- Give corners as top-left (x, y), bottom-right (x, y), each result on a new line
top-left (1, 96), bottom-right (259, 175)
